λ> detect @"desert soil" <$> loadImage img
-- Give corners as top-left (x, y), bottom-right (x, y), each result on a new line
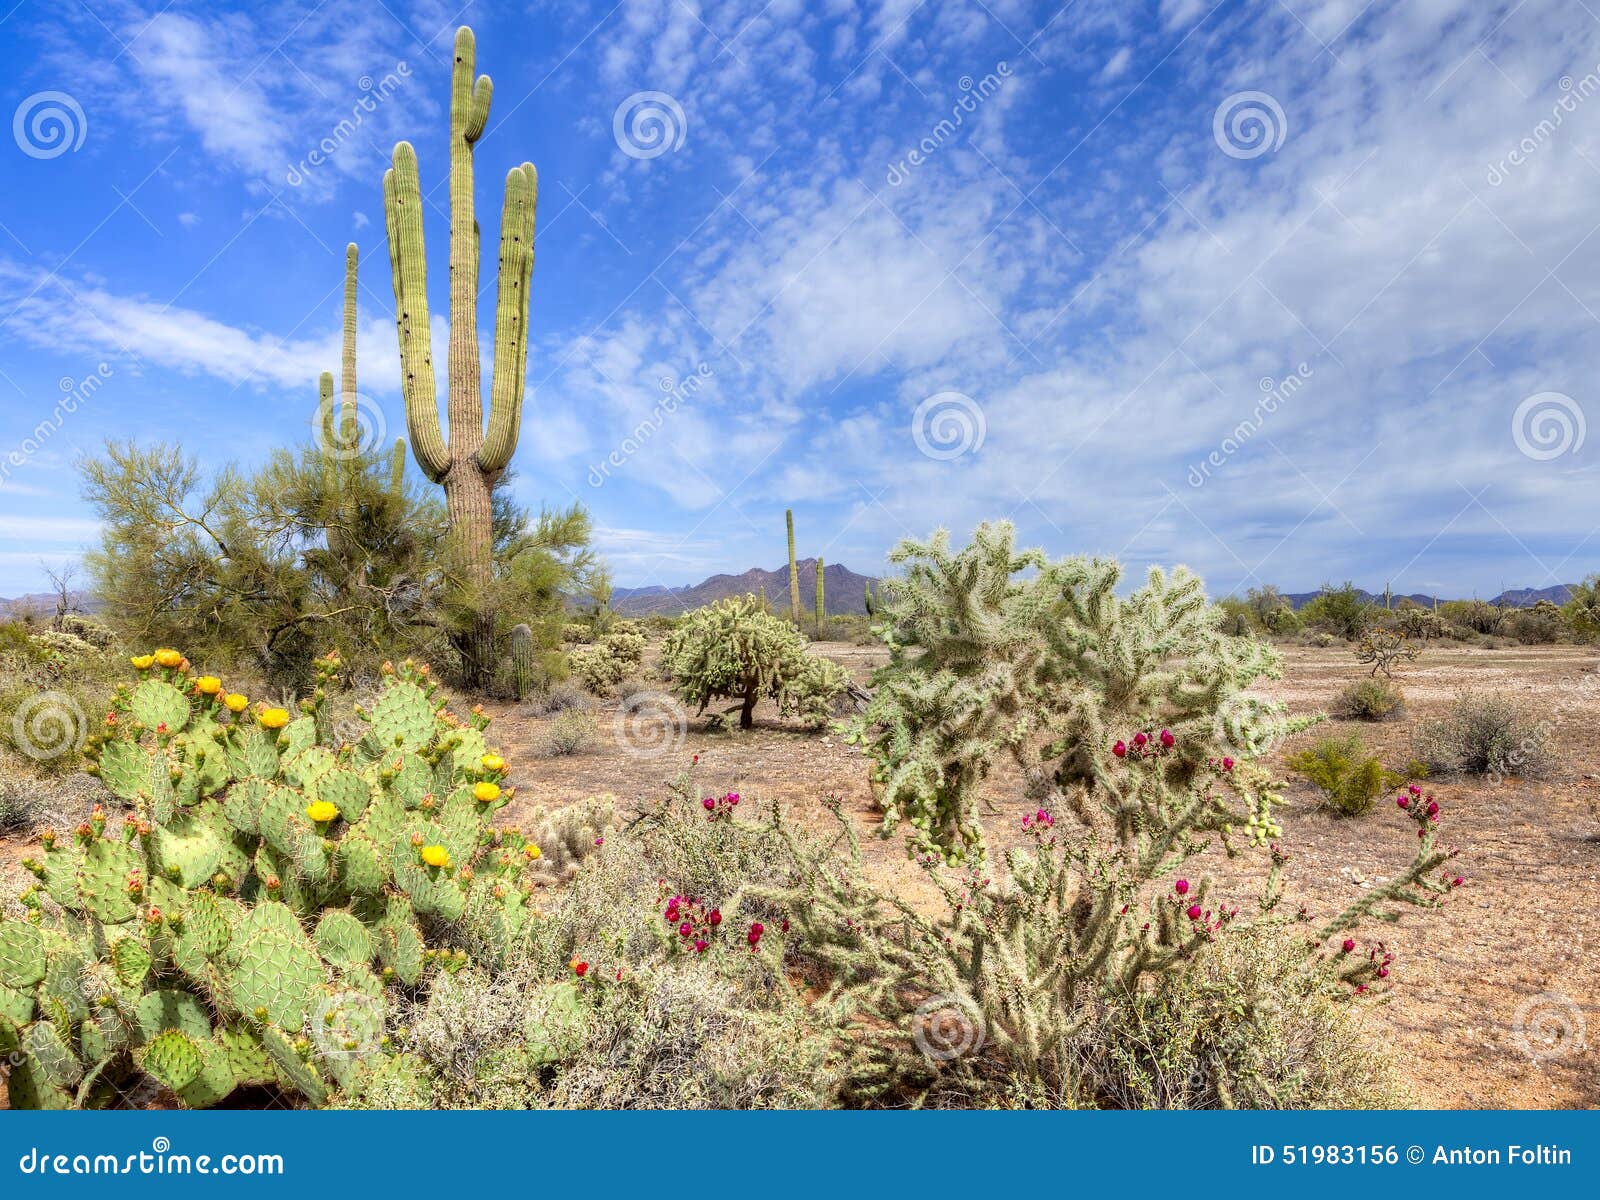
top-left (2, 643), bottom-right (1595, 1109)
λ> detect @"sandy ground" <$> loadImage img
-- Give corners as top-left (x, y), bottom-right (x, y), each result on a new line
top-left (2, 642), bottom-right (1595, 1109)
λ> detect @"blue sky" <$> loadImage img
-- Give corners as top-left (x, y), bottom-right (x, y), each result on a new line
top-left (1, 0), bottom-right (1598, 599)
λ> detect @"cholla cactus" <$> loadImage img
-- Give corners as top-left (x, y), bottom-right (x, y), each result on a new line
top-left (847, 522), bottom-right (1315, 862)
top-left (567, 629), bottom-right (644, 695)
top-left (661, 595), bottom-right (847, 729)
top-left (1, 651), bottom-right (539, 1108)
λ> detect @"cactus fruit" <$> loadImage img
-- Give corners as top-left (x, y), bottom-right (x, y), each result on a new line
top-left (2, 653), bottom-right (536, 1109)
top-left (384, 26), bottom-right (538, 689)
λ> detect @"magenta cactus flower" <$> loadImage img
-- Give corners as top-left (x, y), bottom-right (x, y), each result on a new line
top-left (1174, 879), bottom-right (1190, 896)
top-left (1159, 728), bottom-right (1175, 748)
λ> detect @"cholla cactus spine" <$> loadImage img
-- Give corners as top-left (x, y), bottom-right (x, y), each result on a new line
top-left (384, 25), bottom-right (538, 688)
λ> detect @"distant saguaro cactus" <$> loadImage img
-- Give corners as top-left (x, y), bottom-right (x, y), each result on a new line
top-left (388, 438), bottom-right (407, 502)
top-left (786, 508), bottom-right (801, 622)
top-left (815, 556), bottom-right (825, 637)
top-left (384, 25), bottom-right (538, 689)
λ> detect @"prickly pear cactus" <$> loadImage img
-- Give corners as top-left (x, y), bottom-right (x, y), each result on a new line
top-left (1, 650), bottom-right (543, 1109)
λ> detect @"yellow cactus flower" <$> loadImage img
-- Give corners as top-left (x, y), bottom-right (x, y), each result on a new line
top-left (305, 800), bottom-right (339, 824)
top-left (473, 782), bottom-right (502, 803)
top-left (153, 649), bottom-right (183, 669)
top-left (195, 676), bottom-right (223, 696)
top-left (224, 693), bottom-right (249, 713)
top-left (258, 708), bottom-right (291, 730)
top-left (130, 655), bottom-right (156, 670)
top-left (420, 844), bottom-right (451, 869)
top-left (524, 844), bottom-right (542, 861)
top-left (480, 754), bottom-right (506, 773)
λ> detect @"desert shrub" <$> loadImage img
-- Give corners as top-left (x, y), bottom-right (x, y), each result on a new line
top-left (1302, 630), bottom-right (1338, 648)
top-left (1414, 690), bottom-right (1557, 779)
top-left (568, 643), bottom-right (626, 694)
top-left (0, 785), bottom-right (38, 835)
top-left (0, 650), bottom-right (540, 1109)
top-left (1287, 734), bottom-right (1424, 816)
top-left (1352, 628), bottom-right (1419, 677)
top-left (1397, 607), bottom-right (1446, 641)
top-left (1506, 601), bottom-right (1564, 645)
top-left (517, 680), bottom-right (590, 718)
top-left (1068, 927), bottom-right (1411, 1109)
top-left (561, 622), bottom-right (594, 644)
top-left (543, 708), bottom-right (598, 756)
top-left (1215, 598), bottom-right (1258, 637)
top-left (1299, 582), bottom-right (1371, 640)
top-left (660, 594), bottom-right (848, 730)
top-left (848, 522), bottom-right (1314, 861)
top-left (1439, 599), bottom-right (1506, 636)
top-left (1333, 677), bottom-right (1406, 721)
top-left (1262, 604), bottom-right (1302, 636)
top-left (613, 676), bottom-right (654, 704)
top-left (59, 614), bottom-right (117, 648)
top-left (1561, 576), bottom-right (1600, 641)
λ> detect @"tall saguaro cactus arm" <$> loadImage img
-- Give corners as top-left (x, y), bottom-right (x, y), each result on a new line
top-left (481, 162), bottom-right (538, 475)
top-left (383, 144), bottom-right (447, 483)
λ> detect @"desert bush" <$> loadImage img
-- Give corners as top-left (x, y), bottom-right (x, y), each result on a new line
top-left (0, 650), bottom-right (539, 1109)
top-left (848, 523), bottom-right (1313, 862)
top-left (1439, 599), bottom-right (1505, 636)
top-left (1506, 601), bottom-right (1564, 645)
top-left (1561, 576), bottom-right (1600, 641)
top-left (543, 708), bottom-right (598, 756)
top-left (660, 594), bottom-right (849, 730)
top-left (1300, 582), bottom-right (1371, 640)
top-left (560, 621), bottom-right (594, 644)
top-left (0, 785), bottom-right (39, 835)
top-left (1215, 598), bottom-right (1258, 637)
top-left (1414, 690), bottom-right (1557, 779)
top-left (59, 614), bottom-right (117, 648)
top-left (1286, 734), bottom-right (1424, 816)
top-left (1068, 927), bottom-right (1411, 1109)
top-left (1333, 677), bottom-right (1406, 721)
top-left (1397, 607), bottom-right (1446, 641)
top-left (516, 680), bottom-right (590, 718)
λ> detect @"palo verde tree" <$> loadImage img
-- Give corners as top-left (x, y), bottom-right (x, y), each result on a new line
top-left (384, 25), bottom-right (539, 689)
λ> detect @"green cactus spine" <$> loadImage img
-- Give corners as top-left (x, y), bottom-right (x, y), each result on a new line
top-left (384, 25), bottom-right (538, 689)
top-left (786, 509), bottom-right (800, 622)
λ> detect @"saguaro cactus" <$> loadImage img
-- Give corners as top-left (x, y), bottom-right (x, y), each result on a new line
top-left (509, 622), bottom-right (537, 699)
top-left (815, 557), bottom-right (825, 637)
top-left (388, 438), bottom-right (407, 502)
top-left (384, 26), bottom-right (539, 688)
top-left (786, 509), bottom-right (801, 622)
top-left (319, 243), bottom-right (363, 559)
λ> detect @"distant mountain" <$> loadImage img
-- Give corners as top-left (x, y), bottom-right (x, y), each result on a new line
top-left (1281, 585), bottom-right (1576, 610)
top-left (612, 559), bottom-right (879, 616)
top-left (0, 591), bottom-right (101, 618)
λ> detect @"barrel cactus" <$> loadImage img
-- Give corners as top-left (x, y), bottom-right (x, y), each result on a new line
top-left (1, 651), bottom-right (542, 1108)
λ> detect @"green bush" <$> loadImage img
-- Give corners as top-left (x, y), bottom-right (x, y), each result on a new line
top-left (1414, 690), bottom-right (1556, 780)
top-left (543, 708), bottom-right (598, 756)
top-left (1333, 677), bottom-right (1405, 722)
top-left (1299, 582), bottom-right (1371, 640)
top-left (1287, 734), bottom-right (1424, 816)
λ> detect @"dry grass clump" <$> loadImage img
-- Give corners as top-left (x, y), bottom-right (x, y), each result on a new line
top-left (1414, 690), bottom-right (1557, 780)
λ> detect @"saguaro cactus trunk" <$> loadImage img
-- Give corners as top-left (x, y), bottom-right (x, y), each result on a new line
top-left (786, 509), bottom-right (801, 622)
top-left (320, 243), bottom-right (362, 560)
top-left (815, 557), bottom-right (825, 638)
top-left (384, 26), bottom-right (538, 689)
